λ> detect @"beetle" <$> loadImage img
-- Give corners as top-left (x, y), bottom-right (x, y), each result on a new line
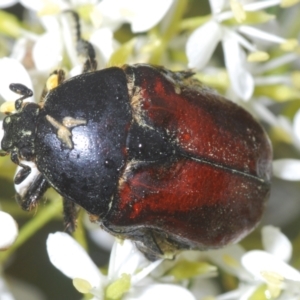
top-left (0, 11), bottom-right (272, 260)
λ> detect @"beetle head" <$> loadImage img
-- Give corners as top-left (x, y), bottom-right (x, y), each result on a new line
top-left (1, 102), bottom-right (40, 161)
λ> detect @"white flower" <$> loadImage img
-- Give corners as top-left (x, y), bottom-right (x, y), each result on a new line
top-left (95, 0), bottom-right (174, 33)
top-left (0, 277), bottom-right (14, 300)
top-left (186, 0), bottom-right (296, 100)
top-left (0, 57), bottom-right (34, 103)
top-left (0, 211), bottom-right (18, 250)
top-left (47, 232), bottom-right (196, 300)
top-left (203, 225), bottom-right (298, 299)
top-left (19, 0), bottom-right (173, 33)
top-left (14, 0), bottom-right (174, 72)
top-left (272, 106), bottom-right (300, 181)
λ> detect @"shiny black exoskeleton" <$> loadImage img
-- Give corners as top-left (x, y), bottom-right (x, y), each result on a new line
top-left (0, 12), bottom-right (272, 260)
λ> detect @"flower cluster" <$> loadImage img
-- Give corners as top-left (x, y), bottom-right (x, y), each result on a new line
top-left (46, 226), bottom-right (300, 300)
top-left (1, 0), bottom-right (300, 299)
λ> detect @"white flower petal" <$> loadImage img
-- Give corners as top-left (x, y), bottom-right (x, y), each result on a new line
top-left (131, 259), bottom-right (163, 285)
top-left (88, 227), bottom-right (115, 252)
top-left (238, 25), bottom-right (285, 44)
top-left (262, 226), bottom-right (292, 262)
top-left (40, 15), bottom-right (61, 34)
top-left (19, 0), bottom-right (44, 11)
top-left (10, 38), bottom-right (28, 62)
top-left (244, 0), bottom-right (281, 11)
top-left (0, 211), bottom-right (18, 250)
top-left (32, 32), bottom-right (63, 72)
top-left (242, 250), bottom-right (300, 282)
top-left (108, 239), bottom-right (147, 281)
top-left (222, 32), bottom-right (254, 100)
top-left (123, 0), bottom-right (174, 33)
top-left (273, 159), bottom-right (300, 181)
top-left (206, 244), bottom-right (252, 281)
top-left (209, 0), bottom-right (227, 14)
top-left (189, 278), bottom-right (220, 299)
top-left (20, 0), bottom-right (68, 12)
top-left (95, 0), bottom-right (125, 31)
top-left (90, 28), bottom-right (116, 67)
top-left (293, 108), bottom-right (300, 141)
top-left (47, 232), bottom-right (105, 289)
top-left (186, 20), bottom-right (222, 69)
top-left (0, 277), bottom-right (14, 300)
top-left (0, 58), bottom-right (33, 102)
top-left (69, 65), bottom-right (83, 77)
top-left (124, 283), bottom-right (196, 300)
top-left (217, 285), bottom-right (259, 300)
top-left (0, 0), bottom-right (18, 8)
top-left (97, 0), bottom-right (173, 33)
top-left (251, 100), bottom-right (278, 127)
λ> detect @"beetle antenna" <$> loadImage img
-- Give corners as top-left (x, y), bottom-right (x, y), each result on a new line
top-left (9, 83), bottom-right (33, 110)
top-left (63, 10), bottom-right (97, 73)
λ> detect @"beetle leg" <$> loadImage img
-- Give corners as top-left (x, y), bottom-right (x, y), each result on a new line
top-left (106, 225), bottom-right (167, 261)
top-left (63, 198), bottom-right (78, 233)
top-left (64, 10), bottom-right (97, 73)
top-left (14, 166), bottom-right (31, 185)
top-left (134, 230), bottom-right (164, 261)
top-left (15, 173), bottom-right (50, 211)
top-left (11, 151), bottom-right (32, 184)
top-left (46, 115), bottom-right (86, 149)
top-left (40, 69), bottom-right (66, 103)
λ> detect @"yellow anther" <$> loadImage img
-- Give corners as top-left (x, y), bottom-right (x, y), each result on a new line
top-left (247, 51), bottom-right (270, 62)
top-left (260, 270), bottom-right (284, 298)
top-left (280, 39), bottom-right (298, 51)
top-left (0, 101), bottom-right (16, 114)
top-left (46, 74), bottom-right (60, 91)
top-left (230, 0), bottom-right (246, 23)
top-left (222, 254), bottom-right (240, 268)
top-left (73, 278), bottom-right (92, 294)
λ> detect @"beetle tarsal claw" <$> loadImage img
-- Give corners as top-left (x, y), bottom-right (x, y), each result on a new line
top-left (46, 115), bottom-right (86, 149)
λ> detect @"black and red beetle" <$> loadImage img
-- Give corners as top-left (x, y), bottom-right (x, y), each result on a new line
top-left (1, 12), bottom-right (272, 260)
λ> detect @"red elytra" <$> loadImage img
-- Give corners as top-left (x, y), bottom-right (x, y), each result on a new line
top-left (104, 64), bottom-right (272, 256)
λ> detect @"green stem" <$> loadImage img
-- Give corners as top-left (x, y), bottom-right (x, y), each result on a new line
top-left (0, 200), bottom-right (62, 263)
top-left (72, 209), bottom-right (88, 250)
top-left (149, 0), bottom-right (189, 65)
